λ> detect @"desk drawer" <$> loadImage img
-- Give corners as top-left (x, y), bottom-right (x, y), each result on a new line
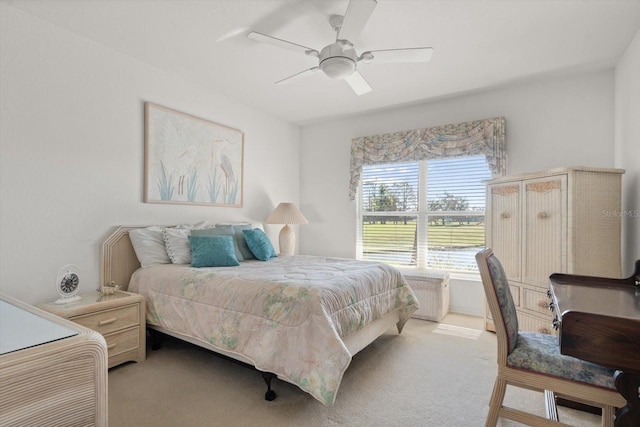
top-left (105, 327), bottom-right (139, 358)
top-left (72, 304), bottom-right (139, 335)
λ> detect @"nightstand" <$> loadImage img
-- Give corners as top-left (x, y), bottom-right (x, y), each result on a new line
top-left (38, 290), bottom-right (145, 368)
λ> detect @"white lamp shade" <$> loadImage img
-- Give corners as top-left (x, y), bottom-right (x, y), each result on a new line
top-left (265, 203), bottom-right (307, 256)
top-left (264, 203), bottom-right (308, 225)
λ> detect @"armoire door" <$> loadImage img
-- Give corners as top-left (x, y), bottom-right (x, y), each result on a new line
top-left (522, 175), bottom-right (567, 287)
top-left (487, 183), bottom-right (521, 282)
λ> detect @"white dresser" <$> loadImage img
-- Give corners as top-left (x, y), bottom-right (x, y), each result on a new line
top-left (0, 293), bottom-right (108, 427)
top-left (484, 166), bottom-right (624, 334)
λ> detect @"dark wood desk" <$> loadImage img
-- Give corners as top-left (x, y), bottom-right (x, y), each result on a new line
top-left (549, 261), bottom-right (640, 427)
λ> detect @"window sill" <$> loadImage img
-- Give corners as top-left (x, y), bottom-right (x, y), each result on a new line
top-left (448, 271), bottom-right (481, 282)
top-left (393, 266), bottom-right (480, 282)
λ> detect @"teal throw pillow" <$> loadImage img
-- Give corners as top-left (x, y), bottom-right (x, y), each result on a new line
top-left (231, 224), bottom-right (257, 260)
top-left (188, 235), bottom-right (240, 267)
top-left (242, 228), bottom-right (277, 261)
top-left (191, 227), bottom-right (244, 261)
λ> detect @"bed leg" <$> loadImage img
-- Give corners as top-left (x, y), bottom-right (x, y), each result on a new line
top-left (148, 328), bottom-right (162, 351)
top-left (262, 372), bottom-right (277, 401)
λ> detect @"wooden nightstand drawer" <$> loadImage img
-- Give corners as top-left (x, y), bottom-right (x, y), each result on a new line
top-left (105, 327), bottom-right (139, 358)
top-left (72, 304), bottom-right (139, 335)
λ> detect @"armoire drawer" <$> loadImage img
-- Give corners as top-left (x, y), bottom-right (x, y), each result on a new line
top-left (517, 311), bottom-right (555, 335)
top-left (522, 288), bottom-right (552, 315)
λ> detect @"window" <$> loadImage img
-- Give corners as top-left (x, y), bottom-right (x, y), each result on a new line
top-left (357, 155), bottom-right (492, 273)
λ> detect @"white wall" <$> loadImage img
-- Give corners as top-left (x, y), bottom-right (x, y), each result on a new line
top-left (614, 29), bottom-right (640, 275)
top-left (0, 5), bottom-right (301, 304)
top-left (2, 3), bottom-right (632, 315)
top-left (300, 70), bottom-right (615, 315)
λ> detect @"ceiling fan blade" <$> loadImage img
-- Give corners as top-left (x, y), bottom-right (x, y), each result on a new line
top-left (361, 47), bottom-right (434, 64)
top-left (275, 67), bottom-right (320, 86)
top-left (344, 71), bottom-right (372, 95)
top-left (337, 0), bottom-right (377, 41)
top-left (217, 27), bottom-right (250, 43)
top-left (248, 31), bottom-right (319, 56)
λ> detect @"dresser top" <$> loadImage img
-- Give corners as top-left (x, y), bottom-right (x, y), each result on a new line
top-left (0, 299), bottom-right (78, 355)
top-left (487, 165), bottom-right (625, 184)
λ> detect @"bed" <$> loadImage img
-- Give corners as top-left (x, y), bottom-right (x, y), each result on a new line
top-left (101, 225), bottom-right (418, 405)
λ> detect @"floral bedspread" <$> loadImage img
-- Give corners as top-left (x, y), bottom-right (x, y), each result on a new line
top-left (128, 255), bottom-right (418, 405)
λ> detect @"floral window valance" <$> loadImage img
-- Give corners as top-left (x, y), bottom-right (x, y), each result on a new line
top-left (349, 116), bottom-right (506, 200)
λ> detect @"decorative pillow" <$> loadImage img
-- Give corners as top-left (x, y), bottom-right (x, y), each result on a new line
top-left (162, 228), bottom-right (192, 264)
top-left (191, 227), bottom-right (244, 261)
top-left (128, 226), bottom-right (170, 268)
top-left (189, 235), bottom-right (240, 267)
top-left (242, 228), bottom-right (277, 261)
top-left (214, 224), bottom-right (259, 260)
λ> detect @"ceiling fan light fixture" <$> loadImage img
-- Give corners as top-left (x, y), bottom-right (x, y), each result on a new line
top-left (320, 56), bottom-right (356, 79)
top-left (319, 42), bottom-right (358, 79)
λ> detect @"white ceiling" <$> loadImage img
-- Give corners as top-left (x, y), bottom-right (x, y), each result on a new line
top-left (7, 0), bottom-right (640, 126)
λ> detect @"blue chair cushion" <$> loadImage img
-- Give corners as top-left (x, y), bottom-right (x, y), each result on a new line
top-left (487, 254), bottom-right (519, 354)
top-left (507, 331), bottom-right (616, 390)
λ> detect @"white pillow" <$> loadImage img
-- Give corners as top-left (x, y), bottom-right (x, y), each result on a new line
top-left (129, 226), bottom-right (171, 268)
top-left (162, 228), bottom-right (192, 264)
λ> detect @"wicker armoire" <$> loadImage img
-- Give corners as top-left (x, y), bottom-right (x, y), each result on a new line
top-left (484, 166), bottom-right (624, 334)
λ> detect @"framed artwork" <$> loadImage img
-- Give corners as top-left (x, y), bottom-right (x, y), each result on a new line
top-left (144, 102), bottom-right (243, 207)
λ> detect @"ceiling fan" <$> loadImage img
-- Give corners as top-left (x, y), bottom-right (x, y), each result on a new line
top-left (247, 0), bottom-right (433, 95)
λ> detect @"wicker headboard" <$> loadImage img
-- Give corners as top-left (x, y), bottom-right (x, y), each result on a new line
top-left (101, 226), bottom-right (144, 292)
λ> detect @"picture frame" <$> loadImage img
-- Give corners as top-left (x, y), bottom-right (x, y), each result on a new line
top-left (144, 102), bottom-right (244, 207)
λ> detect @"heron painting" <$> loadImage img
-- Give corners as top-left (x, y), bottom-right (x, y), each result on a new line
top-left (144, 102), bottom-right (243, 207)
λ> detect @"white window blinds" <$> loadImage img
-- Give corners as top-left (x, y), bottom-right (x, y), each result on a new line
top-left (358, 155), bottom-right (492, 272)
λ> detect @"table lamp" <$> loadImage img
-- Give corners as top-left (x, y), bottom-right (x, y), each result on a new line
top-left (265, 202), bottom-right (308, 256)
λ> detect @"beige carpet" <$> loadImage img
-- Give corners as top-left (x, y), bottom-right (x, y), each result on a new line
top-left (108, 315), bottom-right (602, 426)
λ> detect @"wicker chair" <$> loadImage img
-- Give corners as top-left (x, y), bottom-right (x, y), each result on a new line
top-left (476, 248), bottom-right (625, 427)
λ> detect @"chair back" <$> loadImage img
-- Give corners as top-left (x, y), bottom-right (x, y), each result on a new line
top-left (476, 249), bottom-right (519, 363)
